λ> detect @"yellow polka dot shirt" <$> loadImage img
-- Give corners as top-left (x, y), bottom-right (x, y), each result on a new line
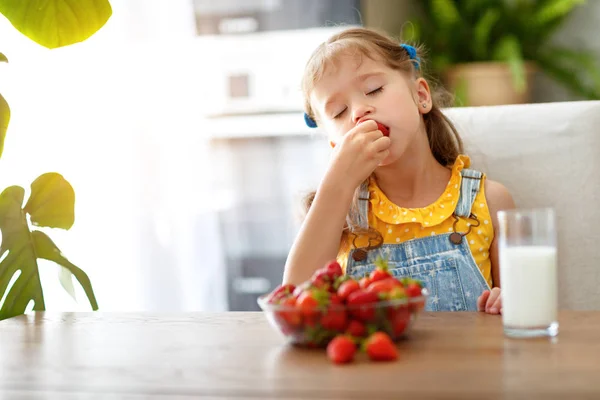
top-left (337, 155), bottom-right (494, 287)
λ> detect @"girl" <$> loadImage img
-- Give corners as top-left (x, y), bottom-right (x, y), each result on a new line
top-left (282, 28), bottom-right (515, 314)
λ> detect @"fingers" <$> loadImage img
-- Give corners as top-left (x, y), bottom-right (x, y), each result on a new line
top-left (358, 130), bottom-right (391, 163)
top-left (354, 119), bottom-right (378, 133)
top-left (487, 288), bottom-right (502, 314)
top-left (477, 290), bottom-right (490, 312)
top-left (485, 288), bottom-right (502, 314)
top-left (348, 120), bottom-right (378, 139)
top-left (371, 136), bottom-right (392, 153)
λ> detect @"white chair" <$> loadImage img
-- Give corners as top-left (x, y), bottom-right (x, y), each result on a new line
top-left (445, 101), bottom-right (600, 310)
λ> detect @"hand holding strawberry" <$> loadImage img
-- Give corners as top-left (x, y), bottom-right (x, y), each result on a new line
top-left (323, 120), bottom-right (392, 193)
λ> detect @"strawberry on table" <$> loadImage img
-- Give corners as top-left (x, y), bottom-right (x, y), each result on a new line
top-left (327, 335), bottom-right (356, 364)
top-left (364, 332), bottom-right (399, 361)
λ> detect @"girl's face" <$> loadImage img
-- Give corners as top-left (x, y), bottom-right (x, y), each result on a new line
top-left (310, 53), bottom-right (432, 165)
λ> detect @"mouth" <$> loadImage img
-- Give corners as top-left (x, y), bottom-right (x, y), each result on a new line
top-left (376, 122), bottom-right (390, 137)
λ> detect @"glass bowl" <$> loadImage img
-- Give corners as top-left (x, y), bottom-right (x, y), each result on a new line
top-left (257, 288), bottom-right (428, 347)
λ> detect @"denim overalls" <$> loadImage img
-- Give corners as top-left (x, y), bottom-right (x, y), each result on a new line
top-left (346, 168), bottom-right (491, 311)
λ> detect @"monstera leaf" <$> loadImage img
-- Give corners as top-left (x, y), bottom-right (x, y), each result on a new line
top-left (0, 173), bottom-right (98, 320)
top-left (0, 54), bottom-right (8, 159)
top-left (0, 0), bottom-right (113, 49)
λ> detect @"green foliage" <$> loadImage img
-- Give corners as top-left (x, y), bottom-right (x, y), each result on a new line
top-left (0, 174), bottom-right (98, 320)
top-left (0, 0), bottom-right (112, 319)
top-left (405, 0), bottom-right (599, 99)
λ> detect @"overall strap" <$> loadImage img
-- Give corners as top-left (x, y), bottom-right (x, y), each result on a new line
top-left (455, 168), bottom-right (483, 218)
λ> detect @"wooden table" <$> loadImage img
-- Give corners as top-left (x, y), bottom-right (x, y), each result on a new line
top-left (1, 311), bottom-right (599, 399)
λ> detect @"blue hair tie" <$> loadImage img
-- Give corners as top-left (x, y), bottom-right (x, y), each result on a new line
top-left (400, 44), bottom-right (420, 70)
top-left (304, 112), bottom-right (317, 128)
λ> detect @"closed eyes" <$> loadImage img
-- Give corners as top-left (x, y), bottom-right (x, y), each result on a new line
top-left (331, 87), bottom-right (383, 119)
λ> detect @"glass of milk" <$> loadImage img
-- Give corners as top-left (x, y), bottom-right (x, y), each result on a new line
top-left (498, 208), bottom-right (558, 338)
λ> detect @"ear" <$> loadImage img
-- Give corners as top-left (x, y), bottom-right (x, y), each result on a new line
top-left (415, 77), bottom-right (432, 114)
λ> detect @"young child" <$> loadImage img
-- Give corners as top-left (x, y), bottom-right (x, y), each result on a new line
top-left (282, 27), bottom-right (515, 314)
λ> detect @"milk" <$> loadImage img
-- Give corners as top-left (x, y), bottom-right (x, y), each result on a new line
top-left (500, 246), bottom-right (558, 328)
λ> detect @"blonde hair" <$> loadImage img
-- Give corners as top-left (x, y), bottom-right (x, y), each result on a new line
top-left (301, 28), bottom-right (463, 249)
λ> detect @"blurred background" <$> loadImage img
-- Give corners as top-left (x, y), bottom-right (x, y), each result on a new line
top-left (0, 0), bottom-right (598, 313)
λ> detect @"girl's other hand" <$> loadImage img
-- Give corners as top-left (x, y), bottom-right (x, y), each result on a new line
top-left (477, 288), bottom-right (502, 315)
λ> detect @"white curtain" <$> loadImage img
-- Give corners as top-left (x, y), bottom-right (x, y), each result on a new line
top-left (0, 0), bottom-right (229, 312)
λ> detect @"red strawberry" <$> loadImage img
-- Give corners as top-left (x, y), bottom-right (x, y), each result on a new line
top-left (345, 319), bottom-right (367, 338)
top-left (292, 281), bottom-right (311, 298)
top-left (267, 284), bottom-right (296, 304)
top-left (392, 315), bottom-right (409, 336)
top-left (406, 282), bottom-right (423, 298)
top-left (370, 257), bottom-right (393, 282)
top-left (276, 296), bottom-right (302, 327)
top-left (370, 268), bottom-right (391, 283)
top-left (310, 269), bottom-right (331, 290)
top-left (320, 295), bottom-right (348, 331)
top-left (324, 260), bottom-right (343, 281)
top-left (326, 335), bottom-right (356, 364)
top-left (359, 276), bottom-right (372, 289)
top-left (376, 121), bottom-right (390, 137)
top-left (296, 290), bottom-right (320, 317)
top-left (366, 277), bottom-right (403, 296)
top-left (388, 304), bottom-right (410, 336)
top-left (347, 290), bottom-right (379, 321)
top-left (337, 279), bottom-right (360, 301)
top-left (364, 332), bottom-right (399, 361)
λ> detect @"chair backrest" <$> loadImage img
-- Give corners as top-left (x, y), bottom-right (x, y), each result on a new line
top-left (444, 101), bottom-right (600, 310)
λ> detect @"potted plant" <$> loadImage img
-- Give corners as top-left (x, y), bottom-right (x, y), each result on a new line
top-left (0, 0), bottom-right (112, 320)
top-left (404, 0), bottom-right (600, 106)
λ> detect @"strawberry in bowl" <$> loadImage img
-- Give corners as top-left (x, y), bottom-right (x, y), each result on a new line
top-left (257, 258), bottom-right (428, 349)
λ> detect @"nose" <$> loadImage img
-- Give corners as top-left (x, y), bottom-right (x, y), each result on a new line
top-left (352, 103), bottom-right (374, 125)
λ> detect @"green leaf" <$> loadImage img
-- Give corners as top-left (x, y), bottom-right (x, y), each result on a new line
top-left (473, 9), bottom-right (501, 60)
top-left (0, 0), bottom-right (112, 49)
top-left (0, 92), bottom-right (9, 159)
top-left (493, 35), bottom-right (527, 93)
top-left (0, 52), bottom-right (7, 62)
top-left (0, 186), bottom-right (46, 320)
top-left (24, 173), bottom-right (75, 230)
top-left (31, 230), bottom-right (98, 310)
top-left (537, 51), bottom-right (600, 99)
top-left (0, 181), bottom-right (98, 320)
top-left (547, 46), bottom-right (600, 92)
top-left (453, 76), bottom-right (470, 107)
top-left (431, 0), bottom-right (461, 27)
top-left (431, 54), bottom-right (453, 74)
top-left (533, 0), bottom-right (585, 27)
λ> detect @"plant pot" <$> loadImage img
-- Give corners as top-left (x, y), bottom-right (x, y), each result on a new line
top-left (444, 62), bottom-right (537, 106)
